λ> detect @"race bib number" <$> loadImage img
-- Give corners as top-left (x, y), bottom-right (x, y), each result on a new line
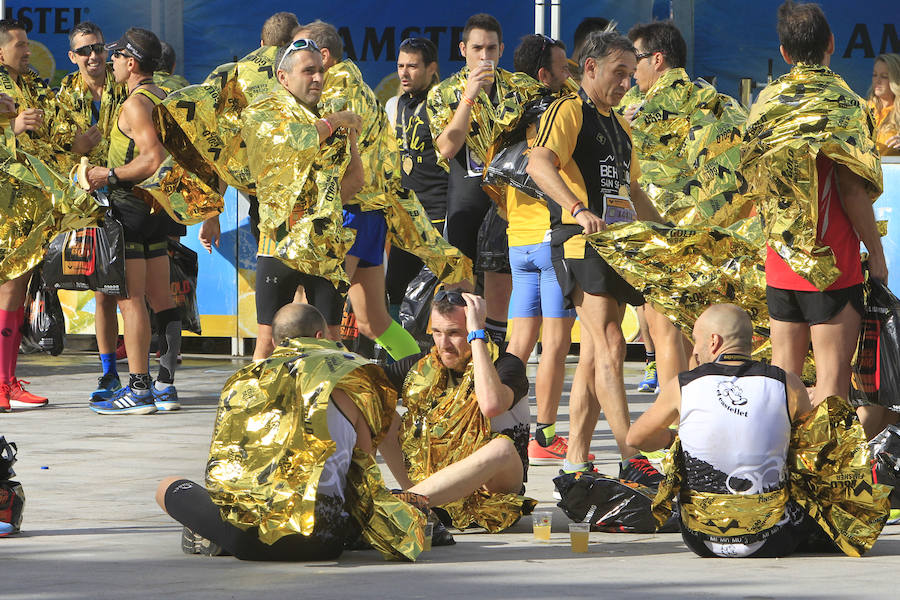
top-left (602, 194), bottom-right (636, 225)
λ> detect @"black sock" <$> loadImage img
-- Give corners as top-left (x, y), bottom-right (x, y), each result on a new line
top-left (155, 308), bottom-right (182, 384)
top-left (536, 422), bottom-right (556, 446)
top-left (129, 373), bottom-right (152, 394)
top-left (485, 317), bottom-right (507, 349)
top-left (645, 351), bottom-right (655, 363)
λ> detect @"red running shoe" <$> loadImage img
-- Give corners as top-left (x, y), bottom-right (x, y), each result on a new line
top-left (528, 435), bottom-right (595, 466)
top-left (0, 383), bottom-right (9, 412)
top-left (7, 379), bottom-right (48, 409)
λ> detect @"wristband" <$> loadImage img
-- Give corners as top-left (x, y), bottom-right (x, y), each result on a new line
top-left (467, 329), bottom-right (487, 343)
top-left (461, 95), bottom-right (476, 107)
top-left (572, 207), bottom-right (586, 218)
top-left (320, 118), bottom-right (334, 136)
top-left (569, 201), bottom-right (584, 216)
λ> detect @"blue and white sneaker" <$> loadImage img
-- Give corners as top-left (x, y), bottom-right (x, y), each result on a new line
top-left (152, 383), bottom-right (181, 411)
top-left (90, 385), bottom-right (157, 415)
top-left (637, 361), bottom-right (659, 393)
top-left (91, 372), bottom-right (122, 402)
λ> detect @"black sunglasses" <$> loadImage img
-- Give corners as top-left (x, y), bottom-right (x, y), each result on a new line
top-left (112, 50), bottom-right (133, 59)
top-left (434, 289), bottom-right (466, 306)
top-left (635, 51), bottom-right (654, 62)
top-left (73, 43), bottom-right (106, 57)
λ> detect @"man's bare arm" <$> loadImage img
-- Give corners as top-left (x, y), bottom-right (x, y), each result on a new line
top-left (630, 181), bottom-right (663, 223)
top-left (85, 95), bottom-right (165, 190)
top-left (526, 146), bottom-right (607, 235)
top-left (626, 376), bottom-right (681, 451)
top-left (836, 163), bottom-right (887, 283)
top-left (464, 293), bottom-right (515, 418)
top-left (433, 63), bottom-right (494, 160)
top-left (378, 410), bottom-right (415, 489)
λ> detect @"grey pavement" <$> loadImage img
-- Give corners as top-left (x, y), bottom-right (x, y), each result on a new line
top-left (3, 350), bottom-right (900, 599)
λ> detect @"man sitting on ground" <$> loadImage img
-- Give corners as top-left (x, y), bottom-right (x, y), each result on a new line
top-left (378, 291), bottom-right (535, 532)
top-left (156, 304), bottom-right (424, 561)
top-left (627, 303), bottom-right (889, 558)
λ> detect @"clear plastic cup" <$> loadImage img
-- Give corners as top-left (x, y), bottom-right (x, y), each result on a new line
top-left (569, 522), bottom-right (590, 553)
top-left (532, 511), bottom-right (552, 541)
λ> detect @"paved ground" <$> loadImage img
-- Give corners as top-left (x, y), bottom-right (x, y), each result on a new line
top-left (3, 350), bottom-right (900, 599)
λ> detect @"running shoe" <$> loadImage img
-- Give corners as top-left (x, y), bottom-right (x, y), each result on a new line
top-left (89, 386), bottom-right (157, 415)
top-left (528, 436), bottom-right (595, 466)
top-left (7, 379), bottom-right (48, 409)
top-left (91, 373), bottom-right (122, 402)
top-left (152, 383), bottom-right (181, 411)
top-left (619, 454), bottom-right (665, 487)
top-left (637, 361), bottom-right (658, 392)
top-left (887, 509), bottom-right (900, 526)
top-left (181, 526), bottom-right (228, 556)
top-left (0, 521), bottom-right (13, 537)
top-left (0, 384), bottom-right (9, 413)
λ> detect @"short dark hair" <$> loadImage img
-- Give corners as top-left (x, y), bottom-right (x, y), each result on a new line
top-left (158, 41), bottom-right (175, 72)
top-left (399, 37), bottom-right (438, 66)
top-left (261, 11), bottom-right (299, 47)
top-left (514, 34), bottom-right (566, 78)
top-left (463, 13), bottom-right (502, 45)
top-left (627, 21), bottom-right (686, 69)
top-left (573, 17), bottom-right (610, 55)
top-left (68, 21), bottom-right (103, 49)
top-left (297, 20), bottom-right (343, 60)
top-left (0, 19), bottom-right (25, 47)
top-left (777, 1), bottom-right (831, 65)
top-left (121, 27), bottom-right (161, 74)
top-left (432, 296), bottom-right (464, 317)
top-left (579, 30), bottom-right (635, 71)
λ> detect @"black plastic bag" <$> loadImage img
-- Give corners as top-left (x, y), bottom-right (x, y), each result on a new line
top-left (41, 215), bottom-right (128, 297)
top-left (24, 267), bottom-right (65, 356)
top-left (553, 471), bottom-right (678, 533)
top-left (167, 239), bottom-right (201, 335)
top-left (869, 424), bottom-right (900, 508)
top-left (399, 266), bottom-right (439, 350)
top-left (475, 203), bottom-right (510, 273)
top-left (0, 437), bottom-right (24, 535)
top-left (483, 94), bottom-right (556, 199)
top-left (852, 279), bottom-right (900, 412)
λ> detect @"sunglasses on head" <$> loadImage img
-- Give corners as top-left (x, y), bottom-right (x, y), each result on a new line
top-left (535, 34), bottom-right (556, 73)
top-left (73, 42), bottom-right (105, 57)
top-left (278, 38), bottom-right (321, 71)
top-left (434, 289), bottom-right (467, 306)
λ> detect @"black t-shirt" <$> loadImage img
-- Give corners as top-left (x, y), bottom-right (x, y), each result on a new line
top-left (397, 90), bottom-right (449, 222)
top-left (383, 350), bottom-right (529, 408)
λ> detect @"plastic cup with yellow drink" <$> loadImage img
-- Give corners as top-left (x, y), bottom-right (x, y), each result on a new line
top-left (532, 510), bottom-right (552, 541)
top-left (568, 522), bottom-right (590, 553)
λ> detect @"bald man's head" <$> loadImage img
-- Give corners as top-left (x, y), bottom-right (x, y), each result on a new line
top-left (272, 303), bottom-right (327, 345)
top-left (692, 303), bottom-right (753, 364)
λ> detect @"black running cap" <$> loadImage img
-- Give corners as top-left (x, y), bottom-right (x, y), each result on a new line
top-left (106, 32), bottom-right (158, 63)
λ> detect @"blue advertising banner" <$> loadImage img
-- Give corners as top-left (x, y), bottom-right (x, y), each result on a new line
top-left (691, 0), bottom-right (898, 101)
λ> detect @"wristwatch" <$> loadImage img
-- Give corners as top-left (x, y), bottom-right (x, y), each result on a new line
top-left (107, 168), bottom-right (119, 186)
top-left (467, 329), bottom-right (487, 343)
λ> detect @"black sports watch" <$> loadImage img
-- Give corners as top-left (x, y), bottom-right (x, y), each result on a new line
top-left (107, 168), bottom-right (119, 186)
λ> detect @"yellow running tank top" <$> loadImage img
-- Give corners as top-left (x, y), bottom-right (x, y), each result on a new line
top-left (107, 86), bottom-right (166, 169)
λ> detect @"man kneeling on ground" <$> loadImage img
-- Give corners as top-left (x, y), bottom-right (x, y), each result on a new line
top-left (156, 304), bottom-right (425, 561)
top-left (378, 291), bottom-right (536, 532)
top-left (627, 303), bottom-right (889, 558)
